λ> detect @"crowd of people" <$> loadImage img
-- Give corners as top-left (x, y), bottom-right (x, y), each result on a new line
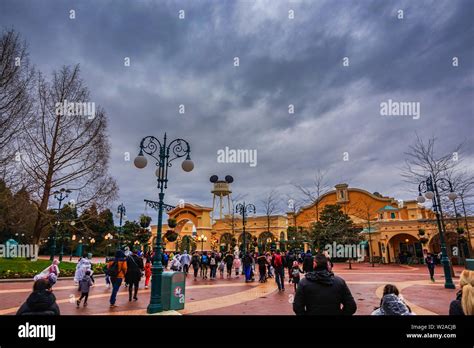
top-left (13, 247), bottom-right (474, 316)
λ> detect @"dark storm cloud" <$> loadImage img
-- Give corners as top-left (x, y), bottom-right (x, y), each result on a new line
top-left (0, 0), bottom-right (472, 222)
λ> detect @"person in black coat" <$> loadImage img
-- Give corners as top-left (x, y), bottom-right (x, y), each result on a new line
top-left (224, 252), bottom-right (234, 278)
top-left (125, 250), bottom-right (144, 301)
top-left (16, 279), bottom-right (60, 315)
top-left (293, 253), bottom-right (356, 315)
top-left (302, 250), bottom-right (313, 273)
top-left (449, 291), bottom-right (464, 315)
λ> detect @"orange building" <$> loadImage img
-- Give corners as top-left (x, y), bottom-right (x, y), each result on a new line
top-left (288, 183), bottom-right (474, 264)
top-left (149, 183), bottom-right (473, 263)
top-left (150, 203), bottom-right (288, 253)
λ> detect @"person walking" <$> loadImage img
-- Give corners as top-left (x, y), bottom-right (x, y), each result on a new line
top-left (209, 252), bottom-right (218, 279)
top-left (162, 252), bottom-right (169, 270)
top-left (107, 250), bottom-right (127, 308)
top-left (272, 250), bottom-right (285, 291)
top-left (170, 254), bottom-right (181, 271)
top-left (16, 279), bottom-right (60, 315)
top-left (233, 255), bottom-right (241, 278)
top-left (103, 257), bottom-right (111, 289)
top-left (76, 270), bottom-right (93, 308)
top-left (125, 250), bottom-right (144, 302)
top-left (180, 250), bottom-right (191, 275)
top-left (257, 253), bottom-right (268, 283)
top-left (191, 252), bottom-right (201, 281)
top-left (218, 259), bottom-right (225, 279)
top-left (425, 252), bottom-right (436, 282)
top-left (266, 252), bottom-right (273, 278)
top-left (302, 250), bottom-right (313, 273)
top-left (286, 251), bottom-right (296, 283)
top-left (243, 252), bottom-right (253, 282)
top-left (293, 253), bottom-right (356, 315)
top-left (224, 252), bottom-right (234, 278)
top-left (449, 270), bottom-right (474, 315)
top-left (290, 261), bottom-right (303, 291)
top-left (144, 259), bottom-right (152, 289)
top-left (201, 251), bottom-right (209, 279)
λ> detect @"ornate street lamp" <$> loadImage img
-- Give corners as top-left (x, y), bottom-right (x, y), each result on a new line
top-left (417, 175), bottom-right (456, 289)
top-left (116, 203), bottom-right (127, 250)
top-left (197, 234), bottom-right (207, 253)
top-left (134, 133), bottom-right (193, 314)
top-left (90, 238), bottom-right (96, 253)
top-left (50, 188), bottom-right (72, 261)
top-left (105, 233), bottom-right (113, 256)
top-left (235, 202), bottom-right (256, 255)
top-left (69, 234), bottom-right (76, 261)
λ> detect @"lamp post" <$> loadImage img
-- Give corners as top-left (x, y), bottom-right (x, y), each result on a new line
top-left (235, 202), bottom-right (256, 255)
top-left (116, 203), bottom-right (127, 251)
top-left (50, 189), bottom-right (71, 261)
top-left (134, 133), bottom-right (194, 314)
top-left (90, 238), bottom-right (96, 253)
top-left (105, 233), bottom-right (113, 256)
top-left (417, 175), bottom-right (456, 289)
top-left (70, 234), bottom-right (76, 261)
top-left (197, 234), bottom-right (207, 253)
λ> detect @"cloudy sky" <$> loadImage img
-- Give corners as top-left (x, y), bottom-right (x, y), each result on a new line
top-left (1, 0), bottom-right (473, 223)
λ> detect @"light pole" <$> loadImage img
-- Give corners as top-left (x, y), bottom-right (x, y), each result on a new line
top-left (417, 175), bottom-right (457, 289)
top-left (197, 234), bottom-right (207, 253)
top-left (235, 202), bottom-right (256, 255)
top-left (116, 203), bottom-right (127, 251)
top-left (70, 234), bottom-right (76, 261)
top-left (50, 188), bottom-right (71, 261)
top-left (105, 233), bottom-right (113, 256)
top-left (134, 133), bottom-right (194, 314)
top-left (90, 238), bottom-right (96, 253)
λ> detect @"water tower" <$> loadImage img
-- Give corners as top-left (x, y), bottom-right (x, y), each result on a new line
top-left (210, 175), bottom-right (233, 221)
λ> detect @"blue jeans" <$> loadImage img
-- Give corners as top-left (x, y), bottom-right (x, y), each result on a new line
top-left (110, 278), bottom-right (123, 305)
top-left (244, 265), bottom-right (252, 281)
top-left (275, 267), bottom-right (285, 290)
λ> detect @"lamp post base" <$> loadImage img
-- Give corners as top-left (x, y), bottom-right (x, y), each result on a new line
top-left (147, 303), bottom-right (163, 314)
top-left (442, 260), bottom-right (456, 289)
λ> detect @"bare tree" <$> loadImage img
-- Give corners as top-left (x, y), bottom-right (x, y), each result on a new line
top-left (20, 65), bottom-right (118, 243)
top-left (295, 169), bottom-right (330, 222)
top-left (222, 192), bottom-right (247, 236)
top-left (0, 29), bottom-right (34, 186)
top-left (445, 169), bottom-right (474, 256)
top-left (260, 189), bottom-right (280, 239)
top-left (401, 134), bottom-right (462, 187)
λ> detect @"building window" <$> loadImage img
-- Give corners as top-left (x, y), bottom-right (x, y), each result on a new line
top-left (390, 212), bottom-right (396, 219)
top-left (380, 214), bottom-right (384, 220)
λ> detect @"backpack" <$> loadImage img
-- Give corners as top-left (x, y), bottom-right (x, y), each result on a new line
top-left (291, 268), bottom-right (300, 278)
top-left (201, 255), bottom-right (208, 264)
top-left (108, 261), bottom-right (119, 278)
top-left (210, 257), bottom-right (216, 266)
top-left (274, 254), bottom-right (282, 268)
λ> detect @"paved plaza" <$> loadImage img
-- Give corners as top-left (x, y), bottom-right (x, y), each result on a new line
top-left (0, 263), bottom-right (465, 316)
